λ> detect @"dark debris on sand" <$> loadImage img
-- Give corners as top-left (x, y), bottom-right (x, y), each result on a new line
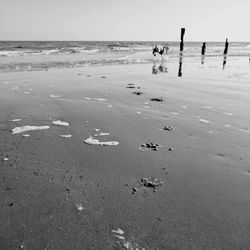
top-left (132, 91), bottom-right (143, 96)
top-left (126, 83), bottom-right (136, 89)
top-left (140, 143), bottom-right (160, 151)
top-left (163, 126), bottom-right (173, 131)
top-left (150, 97), bottom-right (164, 102)
top-left (141, 177), bottom-right (163, 189)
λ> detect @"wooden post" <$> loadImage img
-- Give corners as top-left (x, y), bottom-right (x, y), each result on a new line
top-left (201, 42), bottom-right (206, 55)
top-left (180, 28), bottom-right (185, 52)
top-left (223, 38), bottom-right (229, 55)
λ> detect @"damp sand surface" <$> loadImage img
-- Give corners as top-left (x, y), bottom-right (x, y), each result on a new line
top-left (0, 58), bottom-right (250, 249)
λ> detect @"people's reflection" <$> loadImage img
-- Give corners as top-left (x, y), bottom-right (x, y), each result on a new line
top-left (223, 55), bottom-right (227, 69)
top-left (152, 61), bottom-right (168, 74)
top-left (178, 53), bottom-right (183, 77)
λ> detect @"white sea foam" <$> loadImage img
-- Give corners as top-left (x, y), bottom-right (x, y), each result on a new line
top-left (94, 132), bottom-right (110, 136)
top-left (60, 134), bottom-right (72, 138)
top-left (84, 137), bottom-right (119, 146)
top-left (199, 119), bottom-right (212, 124)
top-left (52, 120), bottom-right (69, 127)
top-left (10, 119), bottom-right (22, 122)
top-left (94, 98), bottom-right (107, 102)
top-left (11, 125), bottom-right (50, 134)
top-left (22, 134), bottom-right (30, 137)
top-left (50, 94), bottom-right (60, 98)
top-left (112, 228), bottom-right (124, 235)
top-left (76, 203), bottom-right (84, 211)
top-left (115, 235), bottom-right (125, 240)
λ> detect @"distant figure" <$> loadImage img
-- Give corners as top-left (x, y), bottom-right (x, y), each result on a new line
top-left (224, 38), bottom-right (229, 55)
top-left (201, 42), bottom-right (206, 55)
top-left (152, 45), bottom-right (169, 57)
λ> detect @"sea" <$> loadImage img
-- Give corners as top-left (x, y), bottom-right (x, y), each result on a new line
top-left (0, 41), bottom-right (250, 72)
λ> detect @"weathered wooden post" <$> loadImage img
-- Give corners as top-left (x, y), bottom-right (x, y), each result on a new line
top-left (201, 42), bottom-right (206, 55)
top-left (180, 28), bottom-right (185, 52)
top-left (223, 38), bottom-right (229, 55)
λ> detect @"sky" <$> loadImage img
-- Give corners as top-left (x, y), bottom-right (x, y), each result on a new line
top-left (0, 0), bottom-right (249, 41)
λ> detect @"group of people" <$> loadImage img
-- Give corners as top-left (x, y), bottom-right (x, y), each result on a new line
top-left (152, 45), bottom-right (169, 57)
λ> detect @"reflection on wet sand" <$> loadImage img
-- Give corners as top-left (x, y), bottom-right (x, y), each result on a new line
top-left (223, 55), bottom-right (227, 69)
top-left (201, 55), bottom-right (205, 65)
top-left (178, 53), bottom-right (183, 77)
top-left (152, 60), bottom-right (168, 74)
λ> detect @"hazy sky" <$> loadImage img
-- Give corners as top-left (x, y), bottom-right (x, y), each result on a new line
top-left (0, 0), bottom-right (249, 41)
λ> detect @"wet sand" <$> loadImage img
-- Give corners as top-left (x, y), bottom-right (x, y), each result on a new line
top-left (1, 57), bottom-right (250, 249)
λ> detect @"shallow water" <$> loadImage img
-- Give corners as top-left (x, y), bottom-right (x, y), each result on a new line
top-left (1, 41), bottom-right (250, 72)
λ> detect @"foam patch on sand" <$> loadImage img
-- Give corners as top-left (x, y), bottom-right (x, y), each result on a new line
top-left (11, 125), bottom-right (50, 134)
top-left (94, 132), bottom-right (110, 136)
top-left (199, 119), bottom-right (212, 124)
top-left (84, 137), bottom-right (119, 146)
top-left (94, 98), bottom-right (107, 102)
top-left (112, 228), bottom-right (124, 235)
top-left (52, 120), bottom-right (69, 127)
top-left (111, 228), bottom-right (145, 250)
top-left (10, 119), bottom-right (22, 122)
top-left (60, 134), bottom-right (72, 138)
top-left (50, 94), bottom-right (60, 98)
top-left (22, 134), bottom-right (30, 137)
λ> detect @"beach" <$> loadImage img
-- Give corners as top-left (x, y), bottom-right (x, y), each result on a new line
top-left (1, 55), bottom-right (250, 249)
